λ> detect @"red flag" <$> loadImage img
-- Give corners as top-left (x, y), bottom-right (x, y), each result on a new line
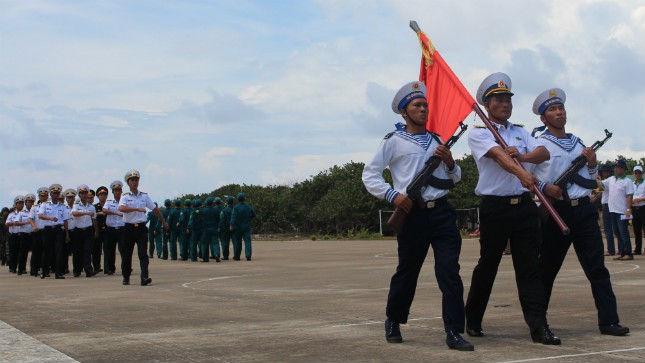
top-left (415, 30), bottom-right (475, 138)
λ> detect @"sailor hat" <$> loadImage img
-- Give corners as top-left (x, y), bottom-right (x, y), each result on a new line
top-left (476, 72), bottom-right (514, 105)
top-left (37, 187), bottom-right (49, 196)
top-left (110, 180), bottom-right (123, 190)
top-left (25, 193), bottom-right (36, 201)
top-left (124, 169), bottom-right (141, 182)
top-left (391, 81), bottom-right (426, 114)
top-left (14, 195), bottom-right (25, 204)
top-left (77, 184), bottom-right (90, 194)
top-left (49, 184), bottom-right (63, 193)
top-left (64, 189), bottom-right (77, 198)
top-left (533, 88), bottom-right (566, 115)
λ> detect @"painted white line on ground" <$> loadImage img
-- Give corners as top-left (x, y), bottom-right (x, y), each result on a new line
top-left (0, 320), bottom-right (80, 363)
top-left (495, 346), bottom-right (645, 363)
top-left (182, 274), bottom-right (267, 288)
top-left (332, 316), bottom-right (442, 328)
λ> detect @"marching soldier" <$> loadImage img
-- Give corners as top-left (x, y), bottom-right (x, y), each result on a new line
top-left (64, 189), bottom-right (78, 276)
top-left (201, 197), bottom-right (220, 262)
top-left (178, 199), bottom-right (193, 261)
top-left (29, 188), bottom-right (49, 276)
top-left (219, 196), bottom-right (235, 260)
top-left (211, 197), bottom-right (223, 261)
top-left (7, 196), bottom-right (29, 274)
top-left (230, 193), bottom-right (256, 261)
top-left (158, 199), bottom-right (172, 259)
top-left (167, 199), bottom-right (182, 260)
top-left (362, 81), bottom-right (472, 350)
top-left (72, 184), bottom-right (98, 277)
top-left (465, 73), bottom-right (560, 345)
top-left (94, 186), bottom-right (109, 273)
top-left (21, 194), bottom-right (38, 276)
top-left (102, 181), bottom-right (125, 275)
top-left (38, 184), bottom-right (70, 279)
top-left (118, 170), bottom-right (168, 286)
top-left (532, 88), bottom-right (629, 337)
top-left (147, 203), bottom-right (161, 258)
top-left (187, 198), bottom-right (203, 261)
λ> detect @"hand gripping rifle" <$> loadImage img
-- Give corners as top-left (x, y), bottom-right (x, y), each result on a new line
top-left (387, 122), bottom-right (468, 233)
top-left (552, 129), bottom-right (612, 203)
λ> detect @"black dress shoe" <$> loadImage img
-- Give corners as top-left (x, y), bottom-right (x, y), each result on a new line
top-left (446, 330), bottom-right (474, 351)
top-left (96, 268), bottom-right (103, 273)
top-left (215, 256), bottom-right (221, 262)
top-left (122, 278), bottom-right (130, 285)
top-left (384, 318), bottom-right (403, 343)
top-left (531, 326), bottom-right (561, 345)
top-left (222, 257), bottom-right (229, 260)
top-left (55, 275), bottom-right (65, 279)
top-left (600, 324), bottom-right (630, 336)
top-left (141, 277), bottom-right (152, 286)
top-left (466, 325), bottom-right (484, 337)
top-left (73, 272), bottom-right (81, 277)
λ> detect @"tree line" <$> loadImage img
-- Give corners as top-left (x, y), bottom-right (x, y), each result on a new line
top-left (181, 155), bottom-right (645, 236)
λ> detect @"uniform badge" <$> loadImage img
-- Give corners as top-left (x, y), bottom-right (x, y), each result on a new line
top-left (549, 89), bottom-right (557, 98)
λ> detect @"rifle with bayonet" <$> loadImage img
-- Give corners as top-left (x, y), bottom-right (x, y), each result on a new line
top-left (387, 122), bottom-right (468, 233)
top-left (552, 129), bottom-right (612, 203)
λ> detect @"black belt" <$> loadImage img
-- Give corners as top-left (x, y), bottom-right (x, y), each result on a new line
top-left (44, 225), bottom-right (63, 230)
top-left (108, 226), bottom-right (124, 230)
top-left (634, 205), bottom-right (644, 210)
top-left (125, 223), bottom-right (145, 228)
top-left (416, 196), bottom-right (448, 209)
top-left (555, 196), bottom-right (590, 207)
top-left (76, 226), bottom-right (92, 231)
top-left (482, 192), bottom-right (531, 205)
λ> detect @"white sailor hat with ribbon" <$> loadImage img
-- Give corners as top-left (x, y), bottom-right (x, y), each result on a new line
top-left (391, 81), bottom-right (426, 114)
top-left (533, 88), bottom-right (566, 115)
top-left (476, 72), bottom-right (514, 105)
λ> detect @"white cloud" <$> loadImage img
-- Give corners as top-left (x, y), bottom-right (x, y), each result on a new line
top-left (197, 147), bottom-right (236, 173)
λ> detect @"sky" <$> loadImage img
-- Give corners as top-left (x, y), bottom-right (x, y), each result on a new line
top-left (1, 0), bottom-right (644, 207)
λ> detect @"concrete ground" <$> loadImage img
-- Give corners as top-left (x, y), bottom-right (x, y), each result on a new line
top-left (1, 238), bottom-right (643, 363)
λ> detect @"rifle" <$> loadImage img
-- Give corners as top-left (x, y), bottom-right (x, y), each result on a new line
top-left (552, 129), bottom-right (612, 203)
top-left (387, 122), bottom-right (468, 233)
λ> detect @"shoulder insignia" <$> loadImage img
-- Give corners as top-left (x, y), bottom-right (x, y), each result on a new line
top-left (141, 192), bottom-right (147, 194)
top-left (383, 132), bottom-right (394, 140)
top-left (474, 125), bottom-right (487, 129)
top-left (512, 123), bottom-right (524, 128)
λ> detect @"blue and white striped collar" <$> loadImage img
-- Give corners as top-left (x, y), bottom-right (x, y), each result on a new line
top-left (393, 122), bottom-right (433, 150)
top-left (539, 131), bottom-right (583, 152)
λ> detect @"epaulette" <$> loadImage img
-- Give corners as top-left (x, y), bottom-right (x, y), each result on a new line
top-left (474, 125), bottom-right (487, 129)
top-left (512, 123), bottom-right (524, 128)
top-left (383, 132), bottom-right (394, 139)
top-left (124, 192), bottom-right (131, 196)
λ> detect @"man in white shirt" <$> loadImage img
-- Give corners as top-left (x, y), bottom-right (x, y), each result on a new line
top-left (631, 165), bottom-right (645, 255)
top-left (603, 160), bottom-right (634, 260)
top-left (72, 184), bottom-right (98, 277)
top-left (362, 81), bottom-right (472, 351)
top-left (102, 181), bottom-right (125, 275)
top-left (118, 170), bottom-right (168, 286)
top-left (39, 184), bottom-right (70, 279)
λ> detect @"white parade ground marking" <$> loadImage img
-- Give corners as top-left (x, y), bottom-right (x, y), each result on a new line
top-left (495, 346), bottom-right (645, 363)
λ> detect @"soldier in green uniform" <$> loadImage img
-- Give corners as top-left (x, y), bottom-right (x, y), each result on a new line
top-left (178, 199), bottom-right (193, 261)
top-left (158, 199), bottom-right (171, 260)
top-left (167, 199), bottom-right (182, 260)
top-left (147, 203), bottom-right (161, 258)
top-left (187, 198), bottom-right (203, 261)
top-left (199, 197), bottom-right (218, 262)
top-left (230, 192), bottom-right (256, 261)
top-left (219, 196), bottom-right (234, 260)
top-left (211, 197), bottom-right (223, 261)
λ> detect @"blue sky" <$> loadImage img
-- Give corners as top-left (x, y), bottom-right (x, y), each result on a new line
top-left (1, 0), bottom-right (644, 207)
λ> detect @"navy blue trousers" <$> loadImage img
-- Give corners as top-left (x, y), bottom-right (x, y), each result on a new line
top-left (386, 202), bottom-right (465, 333)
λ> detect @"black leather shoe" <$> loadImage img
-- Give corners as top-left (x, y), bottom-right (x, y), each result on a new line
top-left (141, 277), bottom-right (152, 286)
top-left (246, 257), bottom-right (251, 261)
top-left (222, 257), bottom-right (229, 260)
top-left (531, 326), bottom-right (561, 345)
top-left (122, 278), bottom-right (130, 285)
top-left (96, 268), bottom-right (103, 273)
top-left (73, 272), bottom-right (81, 277)
top-left (466, 325), bottom-right (484, 337)
top-left (446, 330), bottom-right (474, 351)
top-left (55, 275), bottom-right (65, 279)
top-left (215, 256), bottom-right (221, 262)
top-left (384, 318), bottom-right (403, 343)
top-left (600, 324), bottom-right (629, 336)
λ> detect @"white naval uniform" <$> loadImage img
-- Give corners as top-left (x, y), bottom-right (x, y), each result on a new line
top-left (362, 122), bottom-right (461, 203)
top-left (468, 122), bottom-right (543, 196)
top-left (104, 199), bottom-right (125, 227)
top-left (72, 202), bottom-right (96, 229)
top-left (119, 191), bottom-right (156, 224)
top-left (533, 132), bottom-right (598, 199)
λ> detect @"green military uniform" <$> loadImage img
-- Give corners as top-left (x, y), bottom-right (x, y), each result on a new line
top-left (178, 199), bottom-right (193, 260)
top-left (211, 198), bottom-right (223, 260)
top-left (167, 199), bottom-right (182, 260)
top-left (199, 197), bottom-right (219, 262)
top-left (147, 203), bottom-right (161, 258)
top-left (187, 199), bottom-right (203, 261)
top-left (158, 199), bottom-right (172, 260)
top-left (231, 193), bottom-right (256, 261)
top-left (219, 197), bottom-right (234, 260)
